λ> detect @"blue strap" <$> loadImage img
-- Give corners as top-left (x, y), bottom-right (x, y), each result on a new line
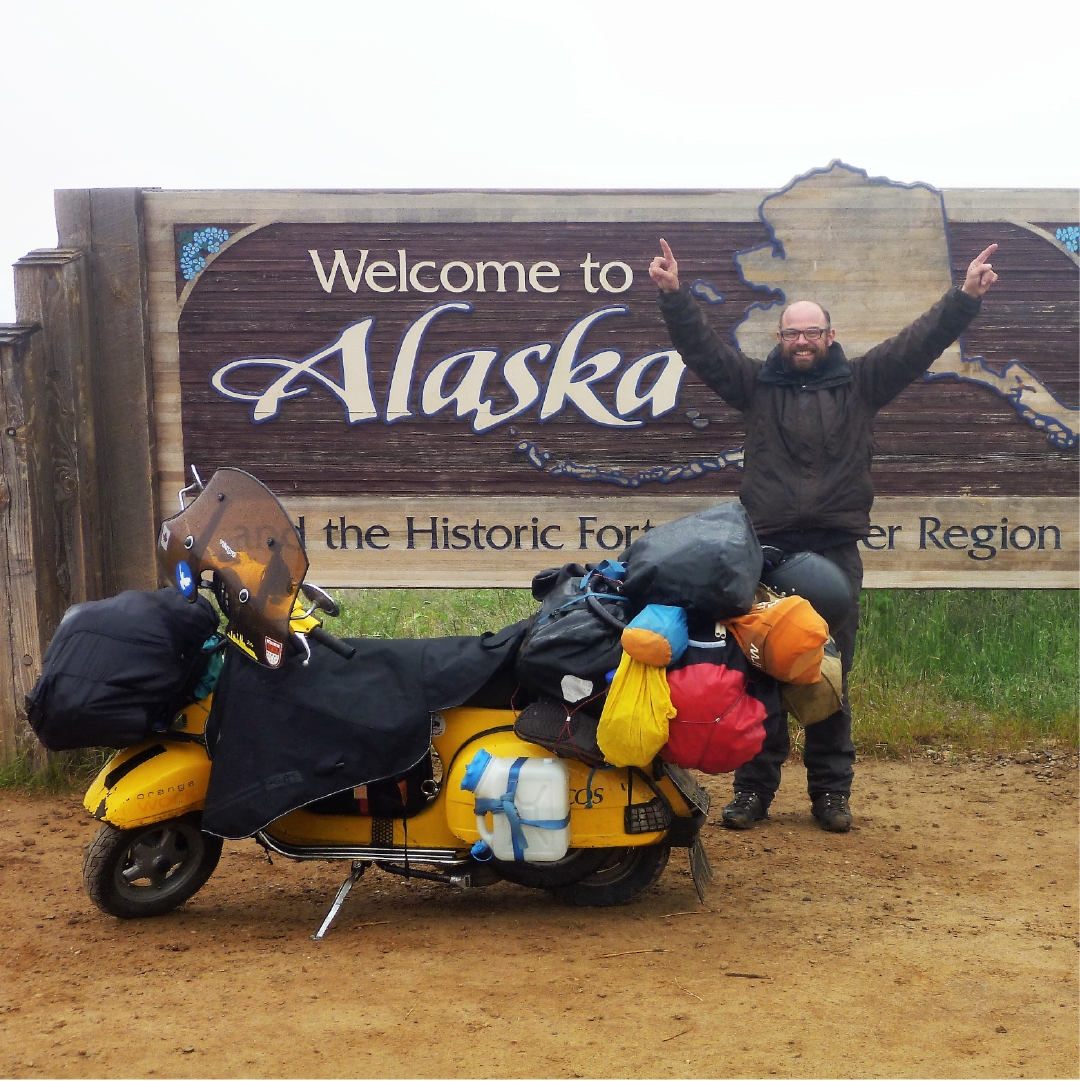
top-left (473, 757), bottom-right (571, 861)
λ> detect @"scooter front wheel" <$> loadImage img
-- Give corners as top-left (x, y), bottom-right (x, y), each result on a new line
top-left (83, 814), bottom-right (223, 919)
top-left (550, 845), bottom-right (669, 907)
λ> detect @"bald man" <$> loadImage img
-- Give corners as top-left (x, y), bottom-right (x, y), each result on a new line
top-left (650, 241), bottom-right (998, 832)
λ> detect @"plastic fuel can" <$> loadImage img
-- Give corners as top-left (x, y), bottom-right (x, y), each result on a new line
top-left (460, 749), bottom-right (571, 862)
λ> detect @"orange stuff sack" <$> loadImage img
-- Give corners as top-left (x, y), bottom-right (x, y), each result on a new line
top-left (725, 593), bottom-right (828, 685)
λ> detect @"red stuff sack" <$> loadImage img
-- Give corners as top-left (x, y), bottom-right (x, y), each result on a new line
top-left (662, 628), bottom-right (781, 774)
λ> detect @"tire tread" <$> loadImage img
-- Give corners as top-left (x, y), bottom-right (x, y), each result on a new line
top-left (82, 815), bottom-right (222, 919)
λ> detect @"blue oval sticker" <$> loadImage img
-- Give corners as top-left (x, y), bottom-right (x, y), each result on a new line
top-left (175, 561), bottom-right (195, 597)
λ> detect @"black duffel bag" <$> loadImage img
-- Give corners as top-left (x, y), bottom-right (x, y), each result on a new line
top-left (514, 562), bottom-right (628, 715)
top-left (621, 502), bottom-right (762, 622)
top-left (26, 589), bottom-right (220, 751)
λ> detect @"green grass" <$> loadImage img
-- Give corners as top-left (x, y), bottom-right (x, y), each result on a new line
top-left (850, 589), bottom-right (1078, 757)
top-left (0, 748), bottom-right (111, 794)
top-left (331, 588), bottom-right (536, 640)
top-left (4, 588), bottom-right (1075, 790)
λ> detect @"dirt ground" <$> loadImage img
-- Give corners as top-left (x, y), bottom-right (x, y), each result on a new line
top-left (0, 754), bottom-right (1077, 1081)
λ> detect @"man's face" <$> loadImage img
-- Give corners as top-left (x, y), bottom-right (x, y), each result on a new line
top-left (777, 302), bottom-right (835, 371)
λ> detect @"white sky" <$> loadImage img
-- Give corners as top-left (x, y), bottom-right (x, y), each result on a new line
top-left (2, 0), bottom-right (1077, 322)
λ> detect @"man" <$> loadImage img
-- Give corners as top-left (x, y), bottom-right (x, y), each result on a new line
top-left (649, 239), bottom-right (998, 831)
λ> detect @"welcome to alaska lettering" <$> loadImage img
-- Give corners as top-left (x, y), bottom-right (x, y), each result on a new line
top-left (211, 302), bottom-right (684, 431)
top-left (308, 248), bottom-right (635, 296)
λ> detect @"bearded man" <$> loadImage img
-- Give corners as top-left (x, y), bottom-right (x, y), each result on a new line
top-left (649, 239), bottom-right (998, 831)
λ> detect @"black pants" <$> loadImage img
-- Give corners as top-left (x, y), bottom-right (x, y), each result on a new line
top-left (733, 541), bottom-right (862, 803)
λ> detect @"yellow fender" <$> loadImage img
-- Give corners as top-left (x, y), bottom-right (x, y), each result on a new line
top-left (83, 700), bottom-right (213, 830)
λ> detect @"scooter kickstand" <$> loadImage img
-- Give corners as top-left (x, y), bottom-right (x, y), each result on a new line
top-left (312, 860), bottom-right (367, 941)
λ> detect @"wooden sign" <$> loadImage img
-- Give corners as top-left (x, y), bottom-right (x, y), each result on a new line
top-left (129, 163), bottom-right (1078, 587)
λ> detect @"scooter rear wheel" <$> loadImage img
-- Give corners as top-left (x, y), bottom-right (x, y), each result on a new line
top-left (490, 847), bottom-right (612, 889)
top-left (550, 845), bottom-right (669, 907)
top-left (83, 814), bottom-right (223, 919)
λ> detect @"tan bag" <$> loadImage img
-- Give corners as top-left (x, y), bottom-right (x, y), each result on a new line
top-left (724, 588), bottom-right (828, 684)
top-left (781, 637), bottom-right (843, 725)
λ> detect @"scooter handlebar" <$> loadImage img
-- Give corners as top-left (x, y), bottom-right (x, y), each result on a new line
top-left (308, 626), bottom-right (357, 660)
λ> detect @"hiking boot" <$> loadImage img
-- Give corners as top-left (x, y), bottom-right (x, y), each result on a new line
top-left (811, 792), bottom-right (852, 832)
top-left (721, 792), bottom-right (769, 830)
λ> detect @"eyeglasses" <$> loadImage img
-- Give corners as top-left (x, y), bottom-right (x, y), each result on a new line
top-left (779, 327), bottom-right (828, 341)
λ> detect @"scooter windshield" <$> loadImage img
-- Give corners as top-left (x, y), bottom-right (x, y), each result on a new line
top-left (157, 468), bottom-right (308, 668)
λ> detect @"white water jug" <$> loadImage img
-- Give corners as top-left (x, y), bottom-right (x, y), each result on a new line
top-left (460, 749), bottom-right (571, 862)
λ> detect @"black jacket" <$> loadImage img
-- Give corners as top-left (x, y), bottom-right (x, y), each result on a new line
top-left (658, 285), bottom-right (982, 536)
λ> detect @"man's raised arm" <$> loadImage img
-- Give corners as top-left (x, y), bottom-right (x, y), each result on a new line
top-left (856, 245), bottom-right (998, 409)
top-left (651, 238), bottom-right (757, 411)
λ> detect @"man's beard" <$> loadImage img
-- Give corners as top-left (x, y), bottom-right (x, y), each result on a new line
top-left (782, 340), bottom-right (829, 370)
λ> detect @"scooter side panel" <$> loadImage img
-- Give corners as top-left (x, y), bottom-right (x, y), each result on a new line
top-left (84, 740), bottom-right (211, 829)
top-left (444, 730), bottom-right (668, 848)
top-left (267, 799), bottom-right (467, 850)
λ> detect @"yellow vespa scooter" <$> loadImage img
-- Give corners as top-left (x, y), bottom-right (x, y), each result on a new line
top-left (81, 468), bottom-right (711, 936)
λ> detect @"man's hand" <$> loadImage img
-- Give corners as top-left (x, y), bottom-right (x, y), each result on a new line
top-left (649, 238), bottom-right (680, 293)
top-left (961, 244), bottom-right (999, 297)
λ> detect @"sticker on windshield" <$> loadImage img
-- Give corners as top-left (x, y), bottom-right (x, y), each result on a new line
top-left (265, 637), bottom-right (284, 667)
top-left (175, 561), bottom-right (195, 597)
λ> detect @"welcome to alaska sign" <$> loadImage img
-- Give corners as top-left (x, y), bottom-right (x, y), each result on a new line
top-left (135, 163), bottom-right (1077, 588)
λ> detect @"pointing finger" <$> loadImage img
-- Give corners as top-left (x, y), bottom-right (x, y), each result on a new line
top-left (975, 244), bottom-right (998, 264)
top-left (660, 238), bottom-right (674, 262)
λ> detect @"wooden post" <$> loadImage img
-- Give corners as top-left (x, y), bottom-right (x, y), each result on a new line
top-left (54, 188), bottom-right (158, 596)
top-left (0, 326), bottom-right (49, 767)
top-left (0, 251), bottom-right (107, 765)
top-left (14, 248), bottom-right (104, 609)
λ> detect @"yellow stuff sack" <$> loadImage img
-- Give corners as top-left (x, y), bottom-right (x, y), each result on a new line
top-left (725, 593), bottom-right (828, 684)
top-left (596, 653), bottom-right (676, 768)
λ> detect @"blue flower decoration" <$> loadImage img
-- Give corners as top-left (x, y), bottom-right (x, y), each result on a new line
top-left (180, 227), bottom-right (231, 280)
top-left (1055, 225), bottom-right (1079, 254)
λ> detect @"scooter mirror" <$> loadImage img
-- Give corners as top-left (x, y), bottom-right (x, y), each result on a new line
top-left (301, 582), bottom-right (341, 618)
top-left (157, 467), bottom-right (308, 668)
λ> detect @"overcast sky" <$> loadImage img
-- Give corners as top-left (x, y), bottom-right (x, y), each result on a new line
top-left (2, 0), bottom-right (1077, 322)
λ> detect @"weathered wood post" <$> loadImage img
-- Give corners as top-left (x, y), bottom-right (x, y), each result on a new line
top-left (0, 325), bottom-right (50, 767)
top-left (0, 250), bottom-right (108, 764)
top-left (55, 189), bottom-right (159, 598)
top-left (13, 248), bottom-right (104, 612)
